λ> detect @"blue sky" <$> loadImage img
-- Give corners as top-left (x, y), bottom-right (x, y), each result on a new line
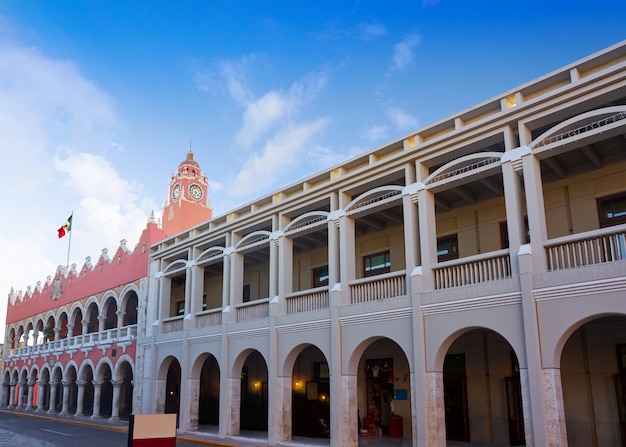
top-left (0, 0), bottom-right (624, 335)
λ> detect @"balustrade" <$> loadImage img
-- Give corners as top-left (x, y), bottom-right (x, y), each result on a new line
top-left (286, 288), bottom-right (329, 314)
top-left (547, 225), bottom-right (626, 270)
top-left (4, 324), bottom-right (138, 359)
top-left (350, 271), bottom-right (406, 304)
top-left (236, 299), bottom-right (270, 322)
top-left (434, 250), bottom-right (511, 289)
top-left (195, 309), bottom-right (222, 328)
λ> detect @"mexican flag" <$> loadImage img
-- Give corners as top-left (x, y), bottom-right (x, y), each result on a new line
top-left (58, 215), bottom-right (72, 238)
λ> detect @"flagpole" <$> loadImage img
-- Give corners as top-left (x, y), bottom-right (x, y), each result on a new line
top-left (66, 212), bottom-right (73, 268)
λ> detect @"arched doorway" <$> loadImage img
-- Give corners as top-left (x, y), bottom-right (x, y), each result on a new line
top-left (240, 350), bottom-right (268, 432)
top-left (104, 298), bottom-right (118, 331)
top-left (80, 365), bottom-right (94, 416)
top-left (165, 358), bottom-right (181, 419)
top-left (50, 367), bottom-right (63, 413)
top-left (98, 363), bottom-right (113, 418)
top-left (443, 328), bottom-right (525, 446)
top-left (561, 315), bottom-right (626, 447)
top-left (123, 291), bottom-right (139, 326)
top-left (64, 365), bottom-right (78, 414)
top-left (291, 345), bottom-right (330, 439)
top-left (118, 361), bottom-right (134, 419)
top-left (197, 354), bottom-right (220, 428)
top-left (358, 338), bottom-right (411, 440)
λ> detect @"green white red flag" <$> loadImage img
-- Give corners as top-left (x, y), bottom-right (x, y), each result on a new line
top-left (58, 215), bottom-right (72, 238)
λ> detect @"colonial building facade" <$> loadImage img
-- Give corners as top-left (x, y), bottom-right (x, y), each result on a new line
top-left (3, 42), bottom-right (626, 447)
top-left (1, 152), bottom-right (211, 422)
top-left (137, 41), bottom-right (626, 447)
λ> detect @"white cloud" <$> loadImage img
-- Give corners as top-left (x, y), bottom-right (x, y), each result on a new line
top-left (0, 41), bottom-right (151, 339)
top-left (234, 71), bottom-right (327, 149)
top-left (386, 106), bottom-right (419, 131)
top-left (355, 22), bottom-right (387, 41)
top-left (392, 33), bottom-right (422, 70)
top-left (364, 124), bottom-right (390, 142)
top-left (231, 118), bottom-right (329, 196)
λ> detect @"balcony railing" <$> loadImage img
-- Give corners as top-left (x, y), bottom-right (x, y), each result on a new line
top-left (350, 271), bottom-right (406, 304)
top-left (162, 316), bottom-right (184, 333)
top-left (6, 325), bottom-right (138, 359)
top-left (286, 287), bottom-right (329, 314)
top-left (236, 298), bottom-right (270, 322)
top-left (195, 308), bottom-right (223, 328)
top-left (434, 250), bottom-right (512, 289)
top-left (546, 225), bottom-right (626, 271)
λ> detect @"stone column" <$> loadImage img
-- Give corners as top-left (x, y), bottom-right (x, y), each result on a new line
top-left (7, 380), bottom-right (16, 409)
top-left (416, 181), bottom-right (437, 291)
top-left (67, 323), bottom-right (74, 339)
top-left (18, 380), bottom-right (27, 408)
top-left (97, 316), bottom-right (106, 340)
top-left (542, 368), bottom-right (567, 447)
top-left (402, 184), bottom-right (420, 279)
top-left (0, 380), bottom-right (9, 408)
top-left (337, 210), bottom-right (355, 305)
top-left (222, 377), bottom-right (240, 436)
top-left (424, 371), bottom-right (446, 446)
top-left (36, 379), bottom-right (48, 412)
top-left (60, 380), bottom-right (71, 415)
top-left (91, 380), bottom-right (103, 419)
top-left (520, 147), bottom-right (548, 272)
top-left (48, 380), bottom-right (58, 414)
top-left (327, 210), bottom-right (342, 290)
top-left (110, 380), bottom-right (122, 421)
top-left (116, 311), bottom-right (126, 329)
top-left (276, 230), bottom-right (291, 316)
top-left (81, 319), bottom-right (89, 335)
top-left (75, 380), bottom-right (86, 416)
top-left (501, 148), bottom-right (527, 276)
top-left (26, 380), bottom-right (36, 410)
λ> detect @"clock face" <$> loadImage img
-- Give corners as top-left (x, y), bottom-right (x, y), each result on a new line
top-left (189, 184), bottom-right (203, 200)
top-left (171, 183), bottom-right (181, 201)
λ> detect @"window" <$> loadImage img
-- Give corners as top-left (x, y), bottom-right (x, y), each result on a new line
top-left (364, 251), bottom-right (391, 277)
top-left (598, 193), bottom-right (626, 228)
top-left (500, 217), bottom-right (530, 249)
top-left (176, 301), bottom-right (185, 315)
top-left (313, 265), bottom-right (329, 287)
top-left (437, 235), bottom-right (459, 262)
top-left (243, 284), bottom-right (251, 302)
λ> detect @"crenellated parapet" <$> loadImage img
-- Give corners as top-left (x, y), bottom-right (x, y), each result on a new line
top-left (5, 220), bottom-right (167, 324)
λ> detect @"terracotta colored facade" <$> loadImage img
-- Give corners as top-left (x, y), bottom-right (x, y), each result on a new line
top-left (2, 152), bottom-right (211, 420)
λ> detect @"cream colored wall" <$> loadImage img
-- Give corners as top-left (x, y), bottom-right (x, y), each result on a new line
top-left (243, 264), bottom-right (270, 300)
top-left (355, 226), bottom-right (406, 279)
top-left (202, 269), bottom-right (223, 310)
top-left (169, 279), bottom-right (185, 317)
top-left (543, 160), bottom-right (626, 238)
top-left (434, 196), bottom-right (508, 257)
top-left (292, 247), bottom-right (329, 291)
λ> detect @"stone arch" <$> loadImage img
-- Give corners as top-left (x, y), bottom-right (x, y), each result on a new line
top-left (283, 211), bottom-right (330, 235)
top-left (102, 293), bottom-right (119, 330)
top-left (119, 285), bottom-right (140, 326)
top-left (529, 105), bottom-right (626, 151)
top-left (85, 300), bottom-right (100, 333)
top-left (345, 185), bottom-right (404, 216)
top-left (190, 352), bottom-right (221, 429)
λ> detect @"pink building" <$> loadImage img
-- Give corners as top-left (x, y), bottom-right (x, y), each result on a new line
top-left (2, 152), bottom-right (211, 420)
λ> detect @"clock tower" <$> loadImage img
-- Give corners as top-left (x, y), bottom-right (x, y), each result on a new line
top-left (161, 151), bottom-right (213, 236)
